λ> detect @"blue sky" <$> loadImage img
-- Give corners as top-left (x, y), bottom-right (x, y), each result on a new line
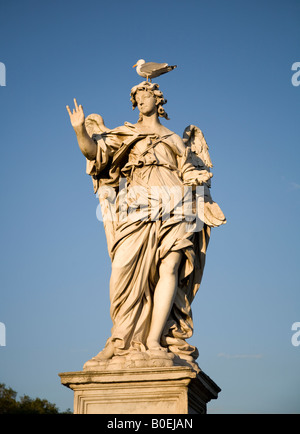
top-left (0, 0), bottom-right (299, 414)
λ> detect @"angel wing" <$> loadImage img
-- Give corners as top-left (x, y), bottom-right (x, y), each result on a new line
top-left (97, 185), bottom-right (117, 257)
top-left (85, 113), bottom-right (110, 138)
top-left (183, 125), bottom-right (213, 170)
top-left (85, 114), bottom-right (116, 257)
top-left (183, 125), bottom-right (226, 228)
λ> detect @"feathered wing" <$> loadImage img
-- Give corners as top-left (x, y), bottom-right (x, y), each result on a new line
top-left (183, 125), bottom-right (226, 228)
top-left (140, 62), bottom-right (177, 78)
top-left (85, 113), bottom-right (110, 137)
top-left (183, 124), bottom-right (212, 170)
top-left (85, 114), bottom-right (116, 257)
top-left (97, 185), bottom-right (117, 257)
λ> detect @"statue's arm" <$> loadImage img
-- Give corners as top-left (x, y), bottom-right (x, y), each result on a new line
top-left (66, 98), bottom-right (97, 160)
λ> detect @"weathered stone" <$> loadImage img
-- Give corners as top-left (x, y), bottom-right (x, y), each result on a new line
top-left (59, 366), bottom-right (220, 414)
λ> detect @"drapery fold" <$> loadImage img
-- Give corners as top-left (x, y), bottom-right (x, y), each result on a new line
top-left (86, 123), bottom-right (222, 360)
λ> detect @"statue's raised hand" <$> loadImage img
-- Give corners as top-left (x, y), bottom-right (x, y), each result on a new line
top-left (66, 98), bottom-right (85, 130)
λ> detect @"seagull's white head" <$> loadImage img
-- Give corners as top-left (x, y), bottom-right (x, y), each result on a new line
top-left (133, 59), bottom-right (145, 68)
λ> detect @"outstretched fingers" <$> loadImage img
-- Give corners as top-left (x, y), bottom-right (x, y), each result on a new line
top-left (74, 98), bottom-right (79, 111)
top-left (66, 98), bottom-right (83, 118)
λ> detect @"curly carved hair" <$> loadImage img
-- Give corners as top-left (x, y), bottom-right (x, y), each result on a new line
top-left (130, 81), bottom-right (169, 121)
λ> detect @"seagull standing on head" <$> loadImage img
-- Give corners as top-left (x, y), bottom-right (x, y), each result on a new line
top-left (133, 59), bottom-right (177, 82)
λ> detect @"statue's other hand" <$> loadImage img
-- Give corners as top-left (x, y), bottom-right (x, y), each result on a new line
top-left (196, 171), bottom-right (213, 185)
top-left (184, 170), bottom-right (213, 186)
top-left (66, 98), bottom-right (85, 130)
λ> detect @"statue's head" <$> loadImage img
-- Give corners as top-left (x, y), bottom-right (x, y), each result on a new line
top-left (130, 81), bottom-right (169, 121)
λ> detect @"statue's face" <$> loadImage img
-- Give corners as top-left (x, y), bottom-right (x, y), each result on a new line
top-left (135, 90), bottom-right (157, 116)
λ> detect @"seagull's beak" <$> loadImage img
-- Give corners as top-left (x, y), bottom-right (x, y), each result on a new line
top-left (132, 63), bottom-right (137, 68)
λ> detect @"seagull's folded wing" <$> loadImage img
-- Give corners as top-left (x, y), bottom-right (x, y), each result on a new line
top-left (140, 62), bottom-right (168, 74)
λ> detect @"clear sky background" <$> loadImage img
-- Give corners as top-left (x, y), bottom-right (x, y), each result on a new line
top-left (0, 0), bottom-right (299, 414)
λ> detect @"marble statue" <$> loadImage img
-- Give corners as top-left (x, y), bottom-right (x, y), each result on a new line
top-left (66, 80), bottom-right (226, 372)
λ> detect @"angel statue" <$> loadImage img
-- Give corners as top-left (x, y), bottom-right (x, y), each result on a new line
top-left (66, 81), bottom-right (226, 372)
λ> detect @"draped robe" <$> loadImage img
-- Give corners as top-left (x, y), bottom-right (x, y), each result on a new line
top-left (85, 122), bottom-right (223, 361)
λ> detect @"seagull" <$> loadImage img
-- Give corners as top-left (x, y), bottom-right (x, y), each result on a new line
top-left (133, 59), bottom-right (177, 82)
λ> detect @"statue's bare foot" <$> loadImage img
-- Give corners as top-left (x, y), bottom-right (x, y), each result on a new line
top-left (146, 339), bottom-right (167, 353)
top-left (93, 342), bottom-right (115, 361)
top-left (83, 342), bottom-right (115, 370)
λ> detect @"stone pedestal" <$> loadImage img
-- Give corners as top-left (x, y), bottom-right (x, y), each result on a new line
top-left (59, 366), bottom-right (220, 414)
